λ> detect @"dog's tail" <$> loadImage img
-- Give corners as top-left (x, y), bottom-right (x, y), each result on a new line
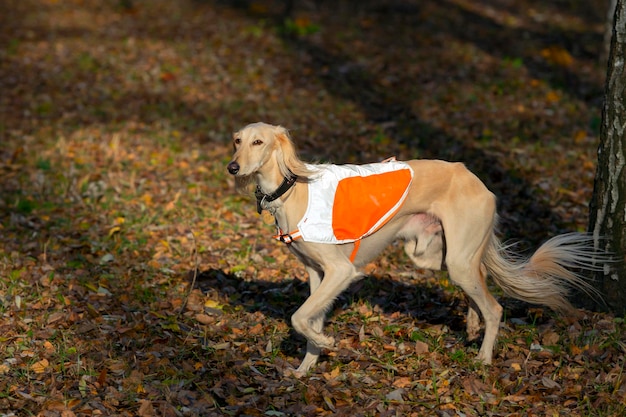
top-left (483, 233), bottom-right (607, 313)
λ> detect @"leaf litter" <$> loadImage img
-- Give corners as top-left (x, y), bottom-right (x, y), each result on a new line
top-left (0, 0), bottom-right (624, 416)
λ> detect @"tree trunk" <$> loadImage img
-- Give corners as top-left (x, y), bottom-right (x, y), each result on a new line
top-left (589, 0), bottom-right (626, 314)
top-left (603, 0), bottom-right (618, 64)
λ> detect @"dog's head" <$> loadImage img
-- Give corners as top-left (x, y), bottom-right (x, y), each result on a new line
top-left (227, 122), bottom-right (285, 178)
top-left (227, 122), bottom-right (313, 189)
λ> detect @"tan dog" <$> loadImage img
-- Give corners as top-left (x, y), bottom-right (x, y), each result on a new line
top-left (227, 122), bottom-right (602, 376)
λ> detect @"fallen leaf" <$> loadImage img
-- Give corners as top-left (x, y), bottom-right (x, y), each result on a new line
top-left (323, 395), bottom-right (336, 412)
top-left (97, 368), bottom-right (108, 386)
top-left (415, 340), bottom-right (429, 354)
top-left (385, 388), bottom-right (405, 402)
top-left (0, 364), bottom-right (10, 375)
top-left (371, 325), bottom-right (384, 337)
top-left (542, 330), bottom-right (559, 346)
top-left (462, 376), bottom-right (491, 396)
top-left (541, 377), bottom-right (561, 389)
top-left (108, 226), bottom-right (121, 237)
top-left (47, 311), bottom-right (65, 324)
top-left (323, 366), bottom-right (341, 381)
top-left (195, 314), bottom-right (215, 325)
top-left (31, 358), bottom-right (49, 374)
top-left (570, 344), bottom-right (587, 355)
top-left (249, 323), bottom-right (264, 336)
top-left (137, 399), bottom-right (155, 417)
top-left (100, 253), bottom-right (115, 263)
top-left (45, 400), bottom-right (69, 411)
top-left (392, 376), bottom-right (412, 388)
top-left (204, 299), bottom-right (222, 309)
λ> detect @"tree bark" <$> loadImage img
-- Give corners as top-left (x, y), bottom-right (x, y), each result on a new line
top-left (589, 0), bottom-right (626, 314)
top-left (603, 0), bottom-right (619, 64)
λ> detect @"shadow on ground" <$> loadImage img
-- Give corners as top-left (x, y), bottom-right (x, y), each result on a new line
top-left (192, 266), bottom-right (543, 358)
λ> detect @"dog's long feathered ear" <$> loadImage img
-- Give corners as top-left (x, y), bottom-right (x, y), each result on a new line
top-left (274, 126), bottom-right (315, 180)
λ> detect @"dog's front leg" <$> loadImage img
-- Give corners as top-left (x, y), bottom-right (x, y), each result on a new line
top-left (289, 261), bottom-right (359, 375)
top-left (287, 267), bottom-right (323, 377)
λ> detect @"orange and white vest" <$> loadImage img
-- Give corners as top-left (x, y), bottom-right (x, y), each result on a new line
top-left (275, 159), bottom-right (414, 260)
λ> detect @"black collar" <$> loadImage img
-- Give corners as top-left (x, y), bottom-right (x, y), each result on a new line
top-left (255, 172), bottom-right (298, 214)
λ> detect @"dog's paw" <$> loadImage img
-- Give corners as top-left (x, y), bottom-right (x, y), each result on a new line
top-left (466, 328), bottom-right (481, 342)
top-left (283, 366), bottom-right (307, 378)
top-left (475, 350), bottom-right (493, 365)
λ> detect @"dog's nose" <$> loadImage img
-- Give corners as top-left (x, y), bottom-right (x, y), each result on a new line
top-left (227, 161), bottom-right (240, 175)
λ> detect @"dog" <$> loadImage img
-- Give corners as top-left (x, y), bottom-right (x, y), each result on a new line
top-left (227, 122), bottom-right (604, 377)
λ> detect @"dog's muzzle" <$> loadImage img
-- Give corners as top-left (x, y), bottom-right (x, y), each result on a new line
top-left (227, 161), bottom-right (240, 175)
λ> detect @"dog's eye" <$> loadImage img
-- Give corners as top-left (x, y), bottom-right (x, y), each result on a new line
top-left (234, 138), bottom-right (241, 146)
top-left (252, 139), bottom-right (263, 146)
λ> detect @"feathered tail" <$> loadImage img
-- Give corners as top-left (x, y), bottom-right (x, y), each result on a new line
top-left (483, 233), bottom-right (607, 313)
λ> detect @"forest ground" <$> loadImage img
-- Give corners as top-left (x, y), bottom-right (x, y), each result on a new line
top-left (1, 0), bottom-right (625, 416)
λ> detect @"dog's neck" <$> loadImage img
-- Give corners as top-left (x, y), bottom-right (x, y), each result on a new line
top-left (255, 171), bottom-right (298, 214)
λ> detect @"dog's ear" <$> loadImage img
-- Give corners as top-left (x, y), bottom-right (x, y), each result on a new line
top-left (274, 126), bottom-right (314, 180)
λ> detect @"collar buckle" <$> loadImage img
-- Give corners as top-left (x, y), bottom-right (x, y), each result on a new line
top-left (255, 172), bottom-right (298, 214)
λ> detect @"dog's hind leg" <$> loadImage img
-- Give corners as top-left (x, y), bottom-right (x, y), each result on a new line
top-left (450, 261), bottom-right (502, 364)
top-left (440, 185), bottom-right (502, 364)
top-left (466, 299), bottom-right (482, 342)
